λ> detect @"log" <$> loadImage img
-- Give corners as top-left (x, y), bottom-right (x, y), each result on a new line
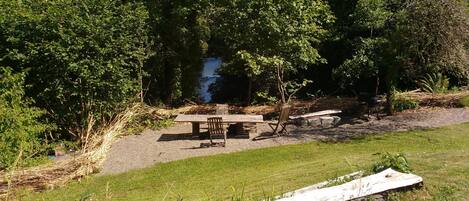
top-left (290, 110), bottom-right (342, 120)
top-left (278, 169), bottom-right (423, 201)
top-left (281, 171), bottom-right (364, 198)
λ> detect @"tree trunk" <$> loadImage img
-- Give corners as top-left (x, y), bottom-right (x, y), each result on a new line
top-left (386, 91), bottom-right (394, 116)
top-left (139, 60), bottom-right (144, 103)
top-left (247, 77), bottom-right (252, 105)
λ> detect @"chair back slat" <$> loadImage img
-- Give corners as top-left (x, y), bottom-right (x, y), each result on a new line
top-left (207, 117), bottom-right (224, 135)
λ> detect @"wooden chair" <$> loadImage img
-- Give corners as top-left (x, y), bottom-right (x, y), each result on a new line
top-left (268, 105), bottom-right (291, 136)
top-left (207, 117), bottom-right (226, 147)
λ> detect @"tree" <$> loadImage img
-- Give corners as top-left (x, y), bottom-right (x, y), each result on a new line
top-left (395, 0), bottom-right (469, 87)
top-left (212, 0), bottom-right (334, 104)
top-left (145, 0), bottom-right (211, 104)
top-left (0, 0), bottom-right (152, 139)
top-left (333, 0), bottom-right (393, 95)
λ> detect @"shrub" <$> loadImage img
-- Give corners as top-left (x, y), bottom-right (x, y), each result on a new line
top-left (0, 0), bottom-right (151, 138)
top-left (371, 152), bottom-right (412, 173)
top-left (457, 96), bottom-right (469, 108)
top-left (392, 94), bottom-right (419, 112)
top-left (418, 73), bottom-right (449, 93)
top-left (0, 67), bottom-right (52, 169)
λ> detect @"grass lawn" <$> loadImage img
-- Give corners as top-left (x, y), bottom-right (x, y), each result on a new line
top-left (23, 123), bottom-right (469, 200)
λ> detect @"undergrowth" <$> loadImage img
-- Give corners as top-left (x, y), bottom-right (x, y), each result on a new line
top-left (392, 92), bottom-right (419, 112)
top-left (371, 152), bottom-right (412, 173)
top-left (458, 96), bottom-right (469, 108)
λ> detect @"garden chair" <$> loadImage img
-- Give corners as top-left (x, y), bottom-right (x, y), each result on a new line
top-left (207, 117), bottom-right (226, 147)
top-left (268, 105), bottom-right (291, 136)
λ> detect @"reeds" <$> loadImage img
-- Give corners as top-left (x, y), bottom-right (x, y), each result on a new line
top-left (0, 103), bottom-right (146, 198)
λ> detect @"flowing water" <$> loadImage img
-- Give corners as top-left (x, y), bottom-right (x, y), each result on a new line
top-left (198, 57), bottom-right (222, 103)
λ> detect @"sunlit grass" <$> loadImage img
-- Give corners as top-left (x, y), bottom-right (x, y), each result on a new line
top-left (24, 123), bottom-right (469, 200)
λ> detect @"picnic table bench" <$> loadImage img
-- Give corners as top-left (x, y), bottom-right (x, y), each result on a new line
top-left (174, 114), bottom-right (264, 136)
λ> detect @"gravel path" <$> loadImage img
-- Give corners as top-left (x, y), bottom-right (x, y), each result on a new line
top-left (290, 107), bottom-right (469, 142)
top-left (100, 107), bottom-right (469, 175)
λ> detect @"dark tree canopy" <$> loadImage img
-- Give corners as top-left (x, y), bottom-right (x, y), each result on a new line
top-left (210, 0), bottom-right (334, 103)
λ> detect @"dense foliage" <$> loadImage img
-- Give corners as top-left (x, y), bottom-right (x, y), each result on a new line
top-left (0, 67), bottom-right (51, 169)
top-left (0, 0), bottom-right (151, 138)
top-left (396, 0), bottom-right (469, 87)
top-left (145, 0), bottom-right (211, 104)
top-left (211, 0), bottom-right (334, 103)
top-left (331, 0), bottom-right (468, 95)
top-left (332, 0), bottom-right (392, 94)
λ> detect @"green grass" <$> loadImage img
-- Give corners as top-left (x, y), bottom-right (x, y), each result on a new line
top-left (23, 123), bottom-right (469, 200)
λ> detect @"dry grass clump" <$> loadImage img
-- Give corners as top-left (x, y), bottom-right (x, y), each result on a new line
top-left (153, 91), bottom-right (469, 120)
top-left (157, 97), bottom-right (360, 117)
top-left (0, 103), bottom-right (146, 198)
top-left (403, 90), bottom-right (469, 108)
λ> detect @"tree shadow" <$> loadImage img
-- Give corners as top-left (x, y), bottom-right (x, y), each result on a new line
top-left (157, 133), bottom-right (196, 141)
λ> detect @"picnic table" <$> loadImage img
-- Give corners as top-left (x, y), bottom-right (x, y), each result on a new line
top-left (174, 114), bottom-right (264, 136)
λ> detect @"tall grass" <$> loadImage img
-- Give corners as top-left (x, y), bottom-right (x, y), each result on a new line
top-left (0, 103), bottom-right (146, 198)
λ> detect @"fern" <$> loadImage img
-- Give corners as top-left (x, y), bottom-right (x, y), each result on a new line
top-left (418, 73), bottom-right (449, 93)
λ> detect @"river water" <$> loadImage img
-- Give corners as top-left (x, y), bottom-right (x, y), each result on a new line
top-left (198, 57), bottom-right (222, 103)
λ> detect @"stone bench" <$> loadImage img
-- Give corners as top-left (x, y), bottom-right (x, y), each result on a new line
top-left (290, 110), bottom-right (342, 127)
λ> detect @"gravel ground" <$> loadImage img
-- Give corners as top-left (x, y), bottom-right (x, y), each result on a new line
top-left (291, 107), bottom-right (469, 142)
top-left (100, 107), bottom-right (469, 175)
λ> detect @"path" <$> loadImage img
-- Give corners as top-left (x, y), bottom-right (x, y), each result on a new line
top-left (100, 107), bottom-right (469, 175)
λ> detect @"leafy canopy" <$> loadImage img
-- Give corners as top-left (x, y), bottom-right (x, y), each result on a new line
top-left (213, 0), bottom-right (334, 102)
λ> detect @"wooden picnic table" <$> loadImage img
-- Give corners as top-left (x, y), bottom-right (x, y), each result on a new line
top-left (174, 114), bottom-right (264, 136)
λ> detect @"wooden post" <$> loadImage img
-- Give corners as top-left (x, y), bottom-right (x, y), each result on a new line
top-left (192, 122), bottom-right (200, 136)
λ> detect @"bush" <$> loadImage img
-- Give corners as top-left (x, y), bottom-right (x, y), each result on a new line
top-left (371, 152), bottom-right (412, 173)
top-left (0, 67), bottom-right (52, 169)
top-left (0, 0), bottom-right (151, 138)
top-left (458, 96), bottom-right (469, 108)
top-left (392, 95), bottom-right (419, 112)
